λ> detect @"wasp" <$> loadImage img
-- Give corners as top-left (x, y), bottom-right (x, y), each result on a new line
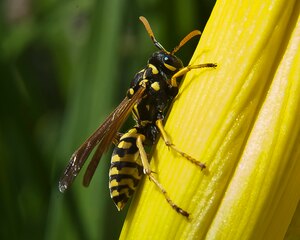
top-left (59, 16), bottom-right (216, 218)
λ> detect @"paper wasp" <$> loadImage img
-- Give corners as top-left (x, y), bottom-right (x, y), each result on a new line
top-left (59, 16), bottom-right (216, 218)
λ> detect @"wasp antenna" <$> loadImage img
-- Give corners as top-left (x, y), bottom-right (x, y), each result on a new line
top-left (171, 30), bottom-right (201, 54)
top-left (139, 16), bottom-right (169, 53)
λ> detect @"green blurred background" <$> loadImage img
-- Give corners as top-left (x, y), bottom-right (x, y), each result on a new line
top-left (0, 0), bottom-right (215, 239)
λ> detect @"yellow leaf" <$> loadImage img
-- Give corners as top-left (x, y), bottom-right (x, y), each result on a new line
top-left (120, 0), bottom-right (300, 239)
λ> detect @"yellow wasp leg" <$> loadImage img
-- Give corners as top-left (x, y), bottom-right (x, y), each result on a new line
top-left (136, 134), bottom-right (190, 218)
top-left (156, 119), bottom-right (206, 169)
top-left (112, 132), bottom-right (123, 146)
top-left (171, 63), bottom-right (217, 87)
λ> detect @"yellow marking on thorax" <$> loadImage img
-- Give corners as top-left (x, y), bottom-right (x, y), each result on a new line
top-left (140, 120), bottom-right (152, 126)
top-left (148, 64), bottom-right (159, 74)
top-left (128, 88), bottom-right (134, 95)
top-left (151, 82), bottom-right (160, 91)
top-left (139, 79), bottom-right (148, 87)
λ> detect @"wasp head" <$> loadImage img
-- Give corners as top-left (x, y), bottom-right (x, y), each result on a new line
top-left (148, 51), bottom-right (183, 77)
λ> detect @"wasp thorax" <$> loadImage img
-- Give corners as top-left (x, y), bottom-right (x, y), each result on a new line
top-left (148, 51), bottom-right (183, 77)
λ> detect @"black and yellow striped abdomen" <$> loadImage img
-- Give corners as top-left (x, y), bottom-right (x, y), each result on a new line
top-left (109, 128), bottom-right (144, 210)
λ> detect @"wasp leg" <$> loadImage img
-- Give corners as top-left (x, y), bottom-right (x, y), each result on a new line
top-left (136, 134), bottom-right (190, 218)
top-left (112, 132), bottom-right (123, 146)
top-left (156, 119), bottom-right (206, 169)
top-left (171, 63), bottom-right (217, 87)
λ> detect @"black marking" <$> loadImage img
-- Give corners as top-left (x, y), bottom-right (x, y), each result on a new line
top-left (110, 174), bottom-right (141, 187)
top-left (111, 161), bottom-right (143, 175)
top-left (112, 193), bottom-right (129, 206)
top-left (113, 137), bottom-right (138, 157)
top-left (110, 185), bottom-right (135, 196)
top-left (113, 147), bottom-right (138, 158)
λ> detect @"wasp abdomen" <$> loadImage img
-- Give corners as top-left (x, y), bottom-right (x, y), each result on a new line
top-left (109, 130), bottom-right (143, 210)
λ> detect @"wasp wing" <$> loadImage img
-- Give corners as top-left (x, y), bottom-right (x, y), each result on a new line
top-left (58, 87), bottom-right (145, 192)
top-left (82, 94), bottom-right (140, 187)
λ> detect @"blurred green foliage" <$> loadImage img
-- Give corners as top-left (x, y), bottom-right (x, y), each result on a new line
top-left (0, 0), bottom-right (215, 239)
